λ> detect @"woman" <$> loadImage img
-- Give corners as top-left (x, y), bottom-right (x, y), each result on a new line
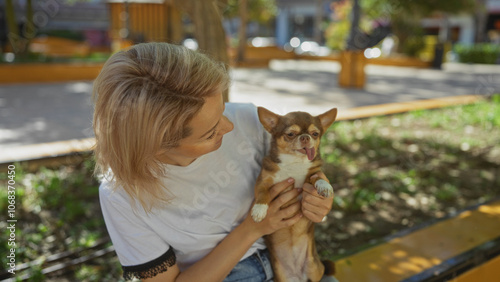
top-left (93, 42), bottom-right (333, 281)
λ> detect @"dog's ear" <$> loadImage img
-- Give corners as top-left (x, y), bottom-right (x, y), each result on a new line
top-left (318, 108), bottom-right (338, 132)
top-left (257, 107), bottom-right (281, 132)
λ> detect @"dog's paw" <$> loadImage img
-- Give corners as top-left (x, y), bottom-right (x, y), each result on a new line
top-left (251, 204), bottom-right (268, 222)
top-left (315, 179), bottom-right (333, 198)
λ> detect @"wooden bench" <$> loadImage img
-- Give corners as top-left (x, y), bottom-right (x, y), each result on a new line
top-left (334, 199), bottom-right (500, 281)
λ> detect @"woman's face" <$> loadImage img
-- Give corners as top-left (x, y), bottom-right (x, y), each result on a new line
top-left (158, 92), bottom-right (234, 166)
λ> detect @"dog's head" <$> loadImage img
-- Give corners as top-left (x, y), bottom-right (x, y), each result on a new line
top-left (258, 107), bottom-right (338, 161)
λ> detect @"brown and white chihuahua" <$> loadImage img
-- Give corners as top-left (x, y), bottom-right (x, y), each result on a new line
top-left (251, 107), bottom-right (338, 282)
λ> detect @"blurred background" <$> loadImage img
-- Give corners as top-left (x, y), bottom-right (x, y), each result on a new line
top-left (0, 0), bottom-right (499, 68)
top-left (1, 0), bottom-right (499, 148)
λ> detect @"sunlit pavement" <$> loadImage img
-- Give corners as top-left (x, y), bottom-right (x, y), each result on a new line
top-left (0, 61), bottom-right (499, 149)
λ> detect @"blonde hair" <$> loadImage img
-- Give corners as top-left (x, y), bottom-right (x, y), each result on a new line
top-left (92, 42), bottom-right (230, 212)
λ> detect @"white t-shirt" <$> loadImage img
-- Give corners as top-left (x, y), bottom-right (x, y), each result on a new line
top-left (99, 103), bottom-right (270, 278)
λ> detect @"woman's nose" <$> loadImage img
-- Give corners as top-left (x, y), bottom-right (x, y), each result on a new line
top-left (220, 115), bottom-right (234, 135)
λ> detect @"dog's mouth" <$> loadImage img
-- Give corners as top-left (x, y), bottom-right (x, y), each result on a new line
top-left (297, 147), bottom-right (316, 161)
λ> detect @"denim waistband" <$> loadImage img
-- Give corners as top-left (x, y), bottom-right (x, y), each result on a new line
top-left (224, 248), bottom-right (274, 282)
top-left (252, 249), bottom-right (273, 281)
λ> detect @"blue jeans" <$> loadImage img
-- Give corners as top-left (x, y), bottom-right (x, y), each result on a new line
top-left (224, 249), bottom-right (274, 282)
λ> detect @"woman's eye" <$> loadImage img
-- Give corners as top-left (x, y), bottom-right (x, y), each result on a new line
top-left (207, 130), bottom-right (217, 140)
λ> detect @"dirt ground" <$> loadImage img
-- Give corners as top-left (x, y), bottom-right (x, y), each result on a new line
top-left (314, 101), bottom-right (500, 261)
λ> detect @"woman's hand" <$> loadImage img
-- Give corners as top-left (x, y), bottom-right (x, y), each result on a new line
top-left (301, 172), bottom-right (334, 223)
top-left (244, 178), bottom-right (303, 237)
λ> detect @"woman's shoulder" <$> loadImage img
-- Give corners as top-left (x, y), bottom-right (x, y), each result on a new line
top-left (225, 103), bottom-right (260, 128)
top-left (225, 103), bottom-right (257, 116)
top-left (98, 177), bottom-right (132, 208)
top-left (98, 178), bottom-right (152, 222)
top-left (222, 103), bottom-right (269, 155)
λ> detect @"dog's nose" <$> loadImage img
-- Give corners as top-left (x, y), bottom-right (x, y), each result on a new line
top-left (300, 135), bottom-right (310, 144)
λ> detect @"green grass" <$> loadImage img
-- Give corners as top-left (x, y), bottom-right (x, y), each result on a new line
top-left (0, 52), bottom-right (111, 64)
top-left (0, 158), bottom-right (123, 281)
top-left (316, 94), bottom-right (500, 259)
top-left (0, 95), bottom-right (499, 279)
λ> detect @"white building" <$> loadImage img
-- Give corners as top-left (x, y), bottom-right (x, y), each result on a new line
top-left (275, 0), bottom-right (500, 47)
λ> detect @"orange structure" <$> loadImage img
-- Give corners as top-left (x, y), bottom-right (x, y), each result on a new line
top-left (335, 199), bottom-right (500, 282)
top-left (107, 0), bottom-right (183, 50)
top-left (338, 50), bottom-right (366, 89)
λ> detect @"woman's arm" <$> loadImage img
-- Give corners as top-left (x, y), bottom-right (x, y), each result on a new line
top-left (144, 177), bottom-right (302, 282)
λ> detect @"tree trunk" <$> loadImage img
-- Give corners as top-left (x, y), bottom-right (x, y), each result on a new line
top-left (346, 0), bottom-right (361, 51)
top-left (474, 0), bottom-right (488, 43)
top-left (5, 0), bottom-right (19, 38)
top-left (341, 0), bottom-right (366, 88)
top-left (314, 0), bottom-right (323, 44)
top-left (174, 0), bottom-right (230, 102)
top-left (5, 0), bottom-right (23, 53)
top-left (23, 0), bottom-right (35, 55)
top-left (438, 13), bottom-right (450, 43)
top-left (237, 0), bottom-right (247, 63)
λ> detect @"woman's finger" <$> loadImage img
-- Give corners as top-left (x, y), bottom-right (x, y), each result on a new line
top-left (270, 187), bottom-right (302, 212)
top-left (301, 200), bottom-right (327, 220)
top-left (269, 178), bottom-right (295, 200)
top-left (301, 208), bottom-right (324, 223)
top-left (302, 188), bottom-right (331, 209)
top-left (277, 201), bottom-right (301, 220)
top-left (279, 210), bottom-right (303, 228)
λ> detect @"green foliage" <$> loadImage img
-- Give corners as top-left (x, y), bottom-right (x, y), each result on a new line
top-left (26, 265), bottom-right (45, 281)
top-left (347, 186), bottom-right (381, 212)
top-left (325, 20), bottom-right (350, 51)
top-left (382, 0), bottom-right (477, 17)
top-left (324, 0), bottom-right (376, 51)
top-left (0, 52), bottom-right (110, 64)
top-left (454, 44), bottom-right (500, 64)
top-left (42, 30), bottom-right (85, 41)
top-left (225, 0), bottom-right (277, 24)
top-left (325, 0), bottom-right (351, 51)
top-left (435, 183), bottom-right (459, 201)
top-left (0, 158), bottom-right (115, 280)
top-left (322, 95), bottom-right (500, 213)
top-left (324, 0), bottom-right (478, 53)
top-left (317, 95), bottom-right (500, 260)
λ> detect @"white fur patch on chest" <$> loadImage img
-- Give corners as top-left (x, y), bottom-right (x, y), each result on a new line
top-left (274, 154), bottom-right (313, 188)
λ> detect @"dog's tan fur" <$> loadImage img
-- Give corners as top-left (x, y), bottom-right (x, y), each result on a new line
top-left (252, 107), bottom-right (337, 282)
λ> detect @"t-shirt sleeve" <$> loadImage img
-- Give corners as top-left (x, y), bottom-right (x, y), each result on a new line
top-left (99, 181), bottom-right (176, 280)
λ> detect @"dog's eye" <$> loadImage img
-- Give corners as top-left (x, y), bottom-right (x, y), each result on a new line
top-left (312, 132), bottom-right (319, 137)
top-left (287, 132), bottom-right (295, 137)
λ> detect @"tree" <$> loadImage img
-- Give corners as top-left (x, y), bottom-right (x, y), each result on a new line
top-left (224, 0), bottom-right (277, 62)
top-left (5, 0), bottom-right (22, 53)
top-left (24, 0), bottom-right (35, 45)
top-left (367, 0), bottom-right (477, 45)
top-left (326, 0), bottom-right (390, 51)
top-left (474, 0), bottom-right (488, 43)
top-left (346, 0), bottom-right (360, 50)
top-left (326, 0), bottom-right (477, 53)
top-left (173, 0), bottom-right (230, 101)
top-left (224, 0), bottom-right (277, 25)
top-left (330, 0), bottom-right (389, 51)
top-left (5, 0), bottom-right (41, 55)
top-left (325, 0), bottom-right (352, 50)
top-left (237, 0), bottom-right (248, 63)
